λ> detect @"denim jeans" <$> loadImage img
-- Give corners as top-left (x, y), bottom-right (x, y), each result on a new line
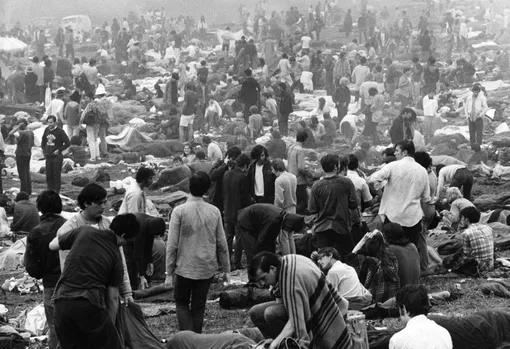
top-left (248, 301), bottom-right (288, 339)
top-left (296, 184), bottom-right (308, 215)
top-left (44, 287), bottom-right (58, 349)
top-left (174, 275), bottom-right (212, 333)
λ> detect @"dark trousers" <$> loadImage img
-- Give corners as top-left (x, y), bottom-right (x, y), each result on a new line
top-left (279, 114), bottom-right (289, 136)
top-left (16, 155), bottom-right (31, 195)
top-left (44, 287), bottom-right (58, 349)
top-left (386, 217), bottom-right (424, 257)
top-left (174, 275), bottom-right (212, 333)
top-left (336, 106), bottom-right (347, 123)
top-left (65, 44), bottom-right (74, 59)
top-left (248, 301), bottom-right (288, 339)
top-left (296, 184), bottom-right (308, 215)
top-left (46, 154), bottom-right (64, 193)
top-left (316, 229), bottom-right (354, 256)
top-left (241, 229), bottom-right (257, 267)
top-left (452, 168), bottom-right (474, 201)
top-left (224, 219), bottom-right (243, 269)
top-left (291, 80), bottom-right (304, 93)
top-left (54, 299), bottom-right (122, 349)
top-left (468, 118), bottom-right (483, 145)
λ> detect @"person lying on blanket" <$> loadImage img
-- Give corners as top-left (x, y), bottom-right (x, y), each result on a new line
top-left (248, 252), bottom-right (353, 349)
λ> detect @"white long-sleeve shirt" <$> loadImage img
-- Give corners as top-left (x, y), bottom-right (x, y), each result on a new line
top-left (274, 171), bottom-right (297, 212)
top-left (389, 315), bottom-right (452, 349)
top-left (369, 157), bottom-right (431, 227)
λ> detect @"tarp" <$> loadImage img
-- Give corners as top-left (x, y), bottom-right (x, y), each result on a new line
top-left (106, 126), bottom-right (153, 152)
top-left (116, 303), bottom-right (165, 349)
top-left (0, 238), bottom-right (26, 271)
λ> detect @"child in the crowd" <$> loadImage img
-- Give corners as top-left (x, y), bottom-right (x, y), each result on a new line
top-left (64, 135), bottom-right (87, 166)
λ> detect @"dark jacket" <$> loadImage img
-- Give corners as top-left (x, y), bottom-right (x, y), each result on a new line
top-left (279, 90), bottom-right (294, 115)
top-left (11, 200), bottom-right (40, 233)
top-left (332, 85), bottom-right (351, 105)
top-left (209, 160), bottom-right (229, 211)
top-left (238, 204), bottom-right (305, 254)
top-left (24, 214), bottom-right (67, 287)
top-left (124, 213), bottom-right (163, 286)
top-left (266, 139), bottom-right (287, 159)
top-left (389, 116), bottom-right (413, 144)
top-left (223, 168), bottom-right (252, 220)
top-left (15, 130), bottom-right (34, 157)
top-left (240, 77), bottom-right (260, 105)
top-left (247, 159), bottom-right (276, 203)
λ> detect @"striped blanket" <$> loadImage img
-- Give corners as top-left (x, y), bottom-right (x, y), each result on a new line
top-left (280, 255), bottom-right (353, 349)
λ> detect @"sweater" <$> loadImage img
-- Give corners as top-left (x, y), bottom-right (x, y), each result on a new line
top-left (41, 126), bottom-right (70, 158)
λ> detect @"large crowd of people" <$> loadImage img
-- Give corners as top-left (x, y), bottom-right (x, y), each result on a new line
top-left (0, 0), bottom-right (508, 348)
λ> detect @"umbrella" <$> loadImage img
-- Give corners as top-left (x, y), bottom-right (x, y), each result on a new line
top-left (0, 37), bottom-right (28, 53)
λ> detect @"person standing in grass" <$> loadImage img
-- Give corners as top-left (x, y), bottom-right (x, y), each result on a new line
top-left (165, 172), bottom-right (230, 333)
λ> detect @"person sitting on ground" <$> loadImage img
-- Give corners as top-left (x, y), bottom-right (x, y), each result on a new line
top-left (266, 130), bottom-right (287, 159)
top-left (390, 284), bottom-right (453, 349)
top-left (429, 310), bottom-right (510, 349)
top-left (440, 187), bottom-right (475, 231)
top-left (340, 114), bottom-right (358, 148)
top-left (203, 136), bottom-right (223, 164)
top-left (63, 135), bottom-right (87, 167)
top-left (297, 120), bottom-right (316, 148)
top-left (248, 252), bottom-right (352, 347)
top-left (11, 191), bottom-right (40, 233)
top-left (347, 230), bottom-right (400, 303)
top-left (188, 150), bottom-right (213, 174)
top-left (383, 223), bottom-right (420, 288)
top-left (118, 167), bottom-right (155, 215)
top-left (248, 105), bottom-right (263, 139)
top-left (264, 92), bottom-right (278, 117)
top-left (313, 247), bottom-right (373, 310)
top-left (382, 147), bottom-right (397, 164)
top-left (0, 196), bottom-right (11, 238)
top-left (459, 206), bottom-right (494, 275)
top-left (435, 163), bottom-right (474, 202)
top-left (309, 115), bottom-right (326, 140)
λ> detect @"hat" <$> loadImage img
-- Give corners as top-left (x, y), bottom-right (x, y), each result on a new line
top-left (382, 223), bottom-right (409, 245)
top-left (95, 85), bottom-right (106, 96)
top-left (26, 67), bottom-right (34, 73)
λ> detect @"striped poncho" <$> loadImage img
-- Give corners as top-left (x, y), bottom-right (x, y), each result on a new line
top-left (280, 255), bottom-right (353, 349)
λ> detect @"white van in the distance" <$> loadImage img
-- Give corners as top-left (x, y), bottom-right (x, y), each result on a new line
top-left (61, 15), bottom-right (92, 33)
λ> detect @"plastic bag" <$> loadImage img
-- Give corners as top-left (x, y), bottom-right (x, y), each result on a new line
top-left (24, 304), bottom-right (46, 336)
